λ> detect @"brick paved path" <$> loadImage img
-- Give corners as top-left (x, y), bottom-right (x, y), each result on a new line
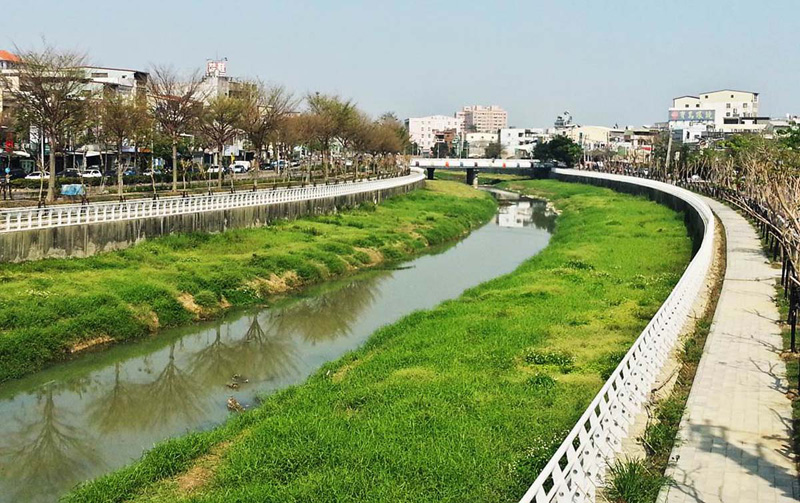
top-left (660, 198), bottom-right (799, 503)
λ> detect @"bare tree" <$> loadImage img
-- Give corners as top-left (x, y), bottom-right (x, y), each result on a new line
top-left (197, 94), bottom-right (243, 189)
top-left (147, 66), bottom-right (204, 192)
top-left (2, 45), bottom-right (90, 202)
top-left (99, 90), bottom-right (139, 197)
top-left (240, 81), bottom-right (297, 189)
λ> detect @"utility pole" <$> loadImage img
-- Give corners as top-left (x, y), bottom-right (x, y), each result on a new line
top-left (664, 124), bottom-right (674, 180)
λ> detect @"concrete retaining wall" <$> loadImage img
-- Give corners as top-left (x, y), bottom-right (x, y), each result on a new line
top-left (0, 180), bottom-right (425, 263)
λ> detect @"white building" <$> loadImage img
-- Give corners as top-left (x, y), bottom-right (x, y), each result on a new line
top-left (405, 115), bottom-right (461, 153)
top-left (81, 66), bottom-right (149, 97)
top-left (669, 89), bottom-right (764, 137)
top-left (500, 128), bottom-right (545, 158)
top-left (466, 131), bottom-right (498, 158)
top-left (456, 105), bottom-right (508, 133)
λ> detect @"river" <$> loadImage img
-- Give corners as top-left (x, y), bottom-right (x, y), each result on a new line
top-left (0, 193), bottom-right (555, 502)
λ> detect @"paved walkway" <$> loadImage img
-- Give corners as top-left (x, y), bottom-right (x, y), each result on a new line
top-left (661, 198), bottom-right (799, 503)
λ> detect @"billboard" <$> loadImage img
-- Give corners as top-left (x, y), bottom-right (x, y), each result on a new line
top-left (669, 109), bottom-right (715, 122)
top-left (206, 59), bottom-right (227, 77)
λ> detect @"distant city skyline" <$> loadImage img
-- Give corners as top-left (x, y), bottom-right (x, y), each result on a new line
top-left (3, 0), bottom-right (798, 128)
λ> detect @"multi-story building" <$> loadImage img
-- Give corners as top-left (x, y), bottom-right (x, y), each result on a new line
top-left (405, 115), bottom-right (461, 154)
top-left (0, 50), bottom-right (20, 116)
top-left (668, 89), bottom-right (766, 138)
top-left (499, 128), bottom-right (546, 158)
top-left (80, 66), bottom-right (149, 98)
top-left (456, 105), bottom-right (507, 133)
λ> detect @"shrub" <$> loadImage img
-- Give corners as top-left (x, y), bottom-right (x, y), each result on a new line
top-left (604, 458), bottom-right (669, 503)
top-left (194, 290), bottom-right (218, 308)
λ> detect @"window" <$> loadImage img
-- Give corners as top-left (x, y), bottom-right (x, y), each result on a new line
top-left (743, 103), bottom-right (748, 108)
top-left (685, 104), bottom-right (689, 108)
top-left (696, 104), bottom-right (700, 107)
top-left (91, 72), bottom-right (108, 78)
top-left (726, 112), bottom-right (731, 117)
top-left (726, 103), bottom-right (731, 108)
top-left (730, 94), bottom-right (734, 98)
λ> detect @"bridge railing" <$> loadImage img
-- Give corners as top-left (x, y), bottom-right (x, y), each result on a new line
top-left (0, 171), bottom-right (425, 233)
top-left (519, 169), bottom-right (716, 503)
top-left (410, 158), bottom-right (535, 169)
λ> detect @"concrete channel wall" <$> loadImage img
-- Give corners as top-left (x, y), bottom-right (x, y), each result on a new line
top-left (0, 180), bottom-right (425, 263)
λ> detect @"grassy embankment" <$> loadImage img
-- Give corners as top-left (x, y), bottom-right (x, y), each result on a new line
top-left (0, 181), bottom-right (496, 382)
top-left (65, 180), bottom-right (693, 503)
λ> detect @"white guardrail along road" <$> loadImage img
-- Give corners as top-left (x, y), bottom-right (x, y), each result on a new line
top-left (0, 171), bottom-right (425, 233)
top-left (519, 169), bottom-right (715, 503)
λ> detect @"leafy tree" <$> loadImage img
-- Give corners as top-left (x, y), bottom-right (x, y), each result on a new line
top-left (431, 141), bottom-right (451, 158)
top-left (534, 135), bottom-right (583, 167)
top-left (485, 141), bottom-right (503, 158)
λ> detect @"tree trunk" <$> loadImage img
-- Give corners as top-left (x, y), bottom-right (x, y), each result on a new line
top-left (253, 147), bottom-right (261, 190)
top-left (117, 139), bottom-right (124, 197)
top-left (217, 148), bottom-right (223, 188)
top-left (171, 139), bottom-right (178, 192)
top-left (47, 136), bottom-right (57, 203)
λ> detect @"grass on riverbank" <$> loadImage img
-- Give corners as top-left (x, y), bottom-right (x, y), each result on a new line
top-left (605, 215), bottom-right (726, 502)
top-left (0, 181), bottom-right (496, 382)
top-left (65, 180), bottom-right (693, 503)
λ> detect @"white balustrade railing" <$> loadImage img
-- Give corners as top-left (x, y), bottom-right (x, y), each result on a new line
top-left (0, 172), bottom-right (425, 233)
top-left (410, 157), bottom-right (535, 169)
top-left (520, 169), bottom-right (715, 503)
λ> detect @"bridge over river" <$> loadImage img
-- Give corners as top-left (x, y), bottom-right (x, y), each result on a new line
top-left (410, 158), bottom-right (551, 184)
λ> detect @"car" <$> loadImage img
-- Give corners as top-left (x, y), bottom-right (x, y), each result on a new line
top-left (231, 161), bottom-right (251, 173)
top-left (123, 168), bottom-right (137, 177)
top-left (81, 169), bottom-right (103, 179)
top-left (25, 171), bottom-right (48, 180)
top-left (62, 168), bottom-right (81, 178)
top-left (207, 165), bottom-right (229, 174)
top-left (142, 168), bottom-right (162, 177)
top-left (5, 168), bottom-right (26, 180)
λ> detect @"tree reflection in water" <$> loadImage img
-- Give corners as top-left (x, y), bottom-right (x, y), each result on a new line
top-left (265, 275), bottom-right (382, 345)
top-left (87, 362), bottom-right (144, 434)
top-left (188, 325), bottom-right (240, 388)
top-left (135, 342), bottom-right (206, 429)
top-left (229, 314), bottom-right (299, 383)
top-left (0, 387), bottom-right (100, 502)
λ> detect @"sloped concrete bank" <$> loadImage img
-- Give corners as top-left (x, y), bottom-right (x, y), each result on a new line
top-left (0, 180), bottom-right (424, 262)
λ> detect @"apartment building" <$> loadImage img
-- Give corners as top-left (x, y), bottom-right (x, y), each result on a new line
top-left (456, 105), bottom-right (507, 133)
top-left (405, 115), bottom-right (462, 153)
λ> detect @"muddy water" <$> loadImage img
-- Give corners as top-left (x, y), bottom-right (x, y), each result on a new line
top-left (0, 195), bottom-right (555, 502)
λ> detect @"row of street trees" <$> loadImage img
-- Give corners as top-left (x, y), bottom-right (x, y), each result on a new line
top-left (1, 45), bottom-right (410, 202)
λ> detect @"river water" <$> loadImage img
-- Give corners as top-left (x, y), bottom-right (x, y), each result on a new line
top-left (0, 194), bottom-right (555, 502)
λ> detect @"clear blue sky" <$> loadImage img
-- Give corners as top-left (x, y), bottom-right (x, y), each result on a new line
top-left (3, 0), bottom-right (798, 128)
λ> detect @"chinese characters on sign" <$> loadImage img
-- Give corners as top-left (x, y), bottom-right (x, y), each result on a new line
top-left (669, 110), bottom-right (715, 122)
top-left (206, 59), bottom-right (227, 77)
